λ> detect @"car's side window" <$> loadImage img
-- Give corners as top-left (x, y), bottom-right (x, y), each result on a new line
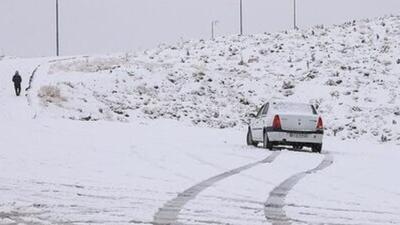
top-left (262, 103), bottom-right (269, 115)
top-left (311, 105), bottom-right (318, 115)
top-left (256, 105), bottom-right (265, 118)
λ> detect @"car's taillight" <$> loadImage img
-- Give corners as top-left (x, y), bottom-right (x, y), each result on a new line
top-left (273, 115), bottom-right (281, 130)
top-left (316, 117), bottom-right (323, 130)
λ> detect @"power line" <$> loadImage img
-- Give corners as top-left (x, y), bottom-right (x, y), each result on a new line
top-left (239, 0), bottom-right (243, 35)
top-left (293, 0), bottom-right (298, 30)
top-left (56, 0), bottom-right (60, 56)
top-left (211, 20), bottom-right (219, 40)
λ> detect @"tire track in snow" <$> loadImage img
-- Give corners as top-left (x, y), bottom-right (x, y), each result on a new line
top-left (152, 151), bottom-right (281, 225)
top-left (25, 65), bottom-right (41, 93)
top-left (25, 65), bottom-right (41, 106)
top-left (264, 152), bottom-right (334, 225)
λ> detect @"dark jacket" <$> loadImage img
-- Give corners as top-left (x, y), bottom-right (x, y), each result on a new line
top-left (12, 74), bottom-right (22, 84)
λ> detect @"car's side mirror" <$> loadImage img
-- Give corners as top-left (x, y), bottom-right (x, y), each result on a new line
top-left (249, 113), bottom-right (256, 118)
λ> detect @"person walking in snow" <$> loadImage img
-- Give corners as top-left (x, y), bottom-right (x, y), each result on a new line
top-left (12, 71), bottom-right (22, 96)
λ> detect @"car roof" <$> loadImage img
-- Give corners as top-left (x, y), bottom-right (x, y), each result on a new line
top-left (269, 101), bottom-right (311, 106)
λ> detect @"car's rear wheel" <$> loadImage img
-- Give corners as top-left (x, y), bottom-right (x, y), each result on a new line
top-left (246, 127), bottom-right (257, 146)
top-left (263, 131), bottom-right (273, 150)
top-left (312, 144), bottom-right (322, 153)
top-left (293, 144), bottom-right (303, 150)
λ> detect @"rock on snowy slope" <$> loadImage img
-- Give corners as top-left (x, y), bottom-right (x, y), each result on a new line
top-left (31, 15), bottom-right (400, 145)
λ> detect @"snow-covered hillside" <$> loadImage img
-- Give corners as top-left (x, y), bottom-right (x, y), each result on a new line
top-left (29, 15), bottom-right (400, 145)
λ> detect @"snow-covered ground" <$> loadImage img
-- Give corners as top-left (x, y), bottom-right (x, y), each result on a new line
top-left (1, 15), bottom-right (400, 225)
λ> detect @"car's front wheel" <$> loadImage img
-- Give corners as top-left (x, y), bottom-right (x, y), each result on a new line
top-left (263, 131), bottom-right (273, 150)
top-left (246, 127), bottom-right (258, 147)
top-left (312, 144), bottom-right (322, 153)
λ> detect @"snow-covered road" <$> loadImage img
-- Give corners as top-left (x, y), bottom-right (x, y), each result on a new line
top-left (1, 58), bottom-right (400, 225)
top-left (153, 151), bottom-right (281, 225)
top-left (265, 153), bottom-right (333, 225)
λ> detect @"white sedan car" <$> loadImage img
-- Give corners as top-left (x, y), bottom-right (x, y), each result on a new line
top-left (247, 101), bottom-right (324, 153)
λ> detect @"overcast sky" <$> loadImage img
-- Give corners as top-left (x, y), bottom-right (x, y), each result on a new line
top-left (0, 0), bottom-right (399, 57)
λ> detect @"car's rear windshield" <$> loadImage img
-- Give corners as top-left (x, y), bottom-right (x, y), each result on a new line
top-left (271, 102), bottom-right (316, 115)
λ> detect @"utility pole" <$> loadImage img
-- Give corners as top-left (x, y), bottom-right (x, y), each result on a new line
top-left (293, 0), bottom-right (298, 30)
top-left (56, 0), bottom-right (60, 56)
top-left (211, 20), bottom-right (219, 40)
top-left (239, 0), bottom-right (243, 35)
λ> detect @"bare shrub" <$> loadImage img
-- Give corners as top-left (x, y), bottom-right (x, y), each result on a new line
top-left (38, 85), bottom-right (67, 106)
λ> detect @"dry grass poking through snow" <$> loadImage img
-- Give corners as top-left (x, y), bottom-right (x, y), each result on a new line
top-left (38, 85), bottom-right (67, 106)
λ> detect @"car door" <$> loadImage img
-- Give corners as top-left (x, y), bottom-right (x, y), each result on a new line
top-left (258, 103), bottom-right (270, 139)
top-left (252, 104), bottom-right (268, 141)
